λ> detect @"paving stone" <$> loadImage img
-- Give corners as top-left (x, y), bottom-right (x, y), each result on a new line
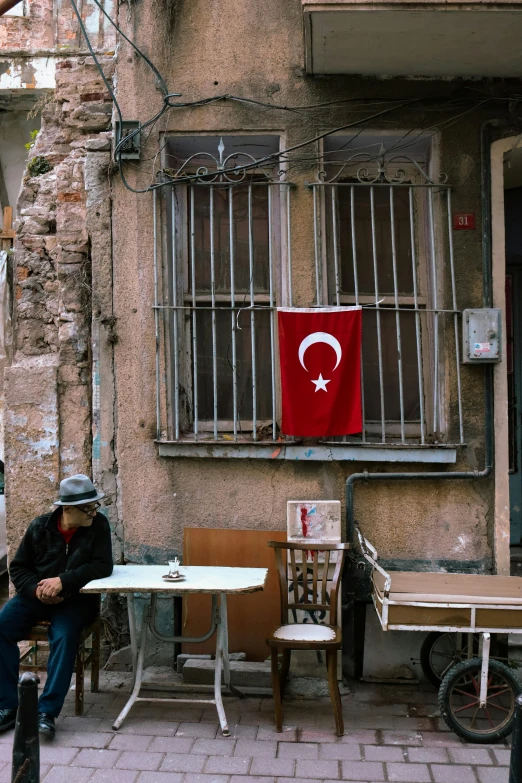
top-left (476, 769), bottom-right (509, 783)
top-left (72, 748), bottom-right (121, 768)
top-left (256, 726), bottom-right (297, 742)
top-left (183, 776), bottom-right (229, 783)
top-left (137, 774), bottom-right (183, 783)
top-left (59, 717), bottom-right (104, 732)
top-left (357, 716), bottom-right (397, 730)
top-left (278, 741), bottom-right (319, 759)
top-left (233, 738), bottom-right (277, 757)
top-left (146, 736), bottom-right (194, 753)
top-left (408, 748), bottom-right (450, 764)
top-left (192, 738), bottom-right (236, 755)
top-left (135, 721), bottom-right (180, 736)
top-left (39, 745), bottom-right (81, 765)
top-left (175, 722), bottom-right (218, 739)
top-left (91, 770), bottom-right (140, 783)
top-left (449, 748), bottom-right (494, 765)
top-left (159, 754), bottom-right (206, 773)
top-left (386, 762), bottom-right (431, 782)
top-left (250, 757), bottom-right (295, 776)
top-left (109, 734), bottom-right (154, 751)
top-left (419, 732), bottom-right (464, 747)
top-left (394, 718), bottom-right (434, 731)
top-left (364, 745), bottom-right (406, 762)
top-left (114, 751), bottom-right (164, 770)
top-left (58, 731), bottom-right (114, 748)
top-left (43, 765), bottom-right (94, 783)
top-left (340, 760), bottom-right (385, 780)
top-left (382, 731), bottom-right (423, 746)
top-left (492, 749), bottom-right (511, 765)
top-left (204, 755), bottom-right (252, 774)
top-left (295, 758), bottom-right (341, 779)
top-left (229, 777), bottom-right (274, 783)
top-left (339, 730), bottom-right (378, 745)
top-left (319, 743), bottom-right (361, 761)
top-left (431, 763), bottom-right (477, 782)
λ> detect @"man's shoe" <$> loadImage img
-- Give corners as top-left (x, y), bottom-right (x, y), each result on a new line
top-left (0, 709), bottom-right (16, 732)
top-left (38, 714), bottom-right (55, 737)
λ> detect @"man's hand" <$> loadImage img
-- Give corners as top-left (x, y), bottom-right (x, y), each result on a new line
top-left (37, 577), bottom-right (63, 599)
top-left (35, 584), bottom-right (63, 604)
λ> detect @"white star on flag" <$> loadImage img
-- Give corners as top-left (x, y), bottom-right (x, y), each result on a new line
top-left (311, 374), bottom-right (330, 392)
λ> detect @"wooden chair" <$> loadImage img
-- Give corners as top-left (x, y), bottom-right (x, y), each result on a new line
top-left (266, 541), bottom-right (350, 737)
top-left (19, 616), bottom-right (101, 716)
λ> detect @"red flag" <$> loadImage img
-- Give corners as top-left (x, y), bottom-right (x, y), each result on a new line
top-left (278, 307), bottom-right (362, 437)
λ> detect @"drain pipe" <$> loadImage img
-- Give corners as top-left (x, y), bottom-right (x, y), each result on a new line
top-left (345, 119), bottom-right (497, 544)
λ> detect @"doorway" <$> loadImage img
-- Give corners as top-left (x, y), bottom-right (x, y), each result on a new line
top-left (505, 187), bottom-right (522, 545)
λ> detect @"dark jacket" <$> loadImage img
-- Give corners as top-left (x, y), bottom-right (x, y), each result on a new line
top-left (9, 508), bottom-right (113, 599)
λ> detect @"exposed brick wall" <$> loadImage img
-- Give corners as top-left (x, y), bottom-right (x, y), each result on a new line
top-left (5, 55), bottom-right (114, 550)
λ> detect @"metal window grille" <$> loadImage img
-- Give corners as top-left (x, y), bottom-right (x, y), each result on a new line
top-left (154, 141), bottom-right (465, 448)
top-left (309, 149), bottom-right (464, 446)
top-left (154, 138), bottom-right (293, 443)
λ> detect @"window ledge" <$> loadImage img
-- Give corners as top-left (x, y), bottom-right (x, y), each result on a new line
top-left (156, 441), bottom-right (457, 463)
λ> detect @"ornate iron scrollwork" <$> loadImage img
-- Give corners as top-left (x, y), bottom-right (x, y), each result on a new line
top-left (162, 137), bottom-right (287, 185)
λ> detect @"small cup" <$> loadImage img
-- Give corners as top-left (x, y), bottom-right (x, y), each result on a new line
top-left (168, 559), bottom-right (179, 576)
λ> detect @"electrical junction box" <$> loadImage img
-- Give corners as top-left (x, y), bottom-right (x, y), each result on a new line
top-left (462, 308), bottom-right (502, 363)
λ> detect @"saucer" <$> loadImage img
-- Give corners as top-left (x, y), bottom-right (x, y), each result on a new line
top-left (162, 574), bottom-right (185, 582)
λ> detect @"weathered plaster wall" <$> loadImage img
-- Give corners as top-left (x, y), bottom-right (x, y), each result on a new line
top-left (108, 0), bottom-right (510, 573)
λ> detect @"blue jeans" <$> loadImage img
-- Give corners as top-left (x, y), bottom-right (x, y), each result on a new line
top-left (0, 593), bottom-right (99, 717)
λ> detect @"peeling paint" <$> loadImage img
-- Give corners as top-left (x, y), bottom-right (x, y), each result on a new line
top-left (0, 58), bottom-right (56, 90)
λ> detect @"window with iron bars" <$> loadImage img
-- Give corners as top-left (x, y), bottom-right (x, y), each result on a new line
top-left (157, 134), bottom-right (464, 448)
top-left (313, 136), bottom-right (463, 445)
top-left (159, 135), bottom-right (290, 442)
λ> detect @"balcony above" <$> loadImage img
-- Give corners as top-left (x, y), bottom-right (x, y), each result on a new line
top-left (303, 0), bottom-right (522, 77)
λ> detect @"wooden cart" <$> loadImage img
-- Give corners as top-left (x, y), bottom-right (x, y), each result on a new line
top-left (356, 527), bottom-right (522, 743)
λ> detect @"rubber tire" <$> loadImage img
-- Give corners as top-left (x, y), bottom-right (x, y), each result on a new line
top-left (420, 631), bottom-right (479, 688)
top-left (438, 657), bottom-right (522, 743)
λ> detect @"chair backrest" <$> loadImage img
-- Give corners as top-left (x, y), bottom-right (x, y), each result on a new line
top-left (268, 541), bottom-right (350, 627)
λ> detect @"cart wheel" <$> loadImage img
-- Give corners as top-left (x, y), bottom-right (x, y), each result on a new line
top-left (420, 632), bottom-right (480, 688)
top-left (438, 657), bottom-right (522, 743)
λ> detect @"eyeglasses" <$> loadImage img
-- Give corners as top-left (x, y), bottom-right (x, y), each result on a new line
top-left (78, 502), bottom-right (101, 514)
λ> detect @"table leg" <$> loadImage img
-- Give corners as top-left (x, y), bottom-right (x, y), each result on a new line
top-left (113, 601), bottom-right (149, 730)
top-left (127, 593), bottom-right (138, 686)
top-left (220, 594), bottom-right (243, 699)
top-left (214, 595), bottom-right (229, 737)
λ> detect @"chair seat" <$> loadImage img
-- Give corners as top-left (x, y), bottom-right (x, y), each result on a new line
top-left (269, 624), bottom-right (340, 644)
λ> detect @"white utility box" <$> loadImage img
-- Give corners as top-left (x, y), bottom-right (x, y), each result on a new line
top-left (462, 308), bottom-right (502, 363)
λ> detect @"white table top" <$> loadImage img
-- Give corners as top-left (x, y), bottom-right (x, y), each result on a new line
top-left (81, 564), bottom-right (268, 595)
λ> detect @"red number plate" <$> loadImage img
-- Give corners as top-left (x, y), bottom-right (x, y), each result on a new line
top-left (453, 212), bottom-right (476, 230)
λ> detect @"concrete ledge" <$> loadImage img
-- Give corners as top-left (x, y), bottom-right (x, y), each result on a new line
top-left (183, 659), bottom-right (272, 689)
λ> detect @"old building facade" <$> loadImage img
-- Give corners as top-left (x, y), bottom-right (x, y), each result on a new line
top-left (2, 0), bottom-right (522, 678)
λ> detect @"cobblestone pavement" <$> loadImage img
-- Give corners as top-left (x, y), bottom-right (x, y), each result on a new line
top-left (0, 675), bottom-right (513, 783)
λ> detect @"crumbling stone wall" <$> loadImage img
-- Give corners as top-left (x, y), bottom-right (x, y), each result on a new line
top-left (5, 55), bottom-right (118, 555)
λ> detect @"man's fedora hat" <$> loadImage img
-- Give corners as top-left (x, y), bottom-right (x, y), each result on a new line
top-left (54, 474), bottom-right (105, 506)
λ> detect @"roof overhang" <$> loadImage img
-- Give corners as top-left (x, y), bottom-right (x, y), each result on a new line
top-left (303, 1), bottom-right (522, 77)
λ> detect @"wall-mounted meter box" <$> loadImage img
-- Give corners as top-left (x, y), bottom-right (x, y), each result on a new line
top-left (462, 308), bottom-right (502, 363)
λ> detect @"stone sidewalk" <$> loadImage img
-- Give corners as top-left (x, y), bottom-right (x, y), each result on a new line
top-left (0, 675), bottom-right (512, 783)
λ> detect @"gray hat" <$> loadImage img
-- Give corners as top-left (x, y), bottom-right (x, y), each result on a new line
top-left (54, 474), bottom-right (105, 506)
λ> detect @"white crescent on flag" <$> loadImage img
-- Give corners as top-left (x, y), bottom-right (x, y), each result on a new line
top-left (298, 331), bottom-right (343, 372)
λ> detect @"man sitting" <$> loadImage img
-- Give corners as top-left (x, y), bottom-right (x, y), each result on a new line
top-left (0, 474), bottom-right (113, 737)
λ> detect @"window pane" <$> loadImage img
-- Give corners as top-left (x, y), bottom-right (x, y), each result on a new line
top-left (195, 306), bottom-right (272, 423)
top-left (191, 184), bottom-right (269, 295)
top-left (362, 309), bottom-right (420, 422)
top-left (338, 186), bottom-right (415, 295)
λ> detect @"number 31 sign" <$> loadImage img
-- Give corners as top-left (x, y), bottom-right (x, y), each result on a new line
top-left (453, 212), bottom-right (476, 230)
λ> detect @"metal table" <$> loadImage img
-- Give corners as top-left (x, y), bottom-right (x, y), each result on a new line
top-left (81, 564), bottom-right (268, 735)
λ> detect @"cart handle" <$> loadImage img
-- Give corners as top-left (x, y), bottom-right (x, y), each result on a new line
top-left (355, 525), bottom-right (393, 598)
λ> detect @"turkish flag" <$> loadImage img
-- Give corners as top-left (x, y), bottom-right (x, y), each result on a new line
top-left (278, 307), bottom-right (362, 437)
